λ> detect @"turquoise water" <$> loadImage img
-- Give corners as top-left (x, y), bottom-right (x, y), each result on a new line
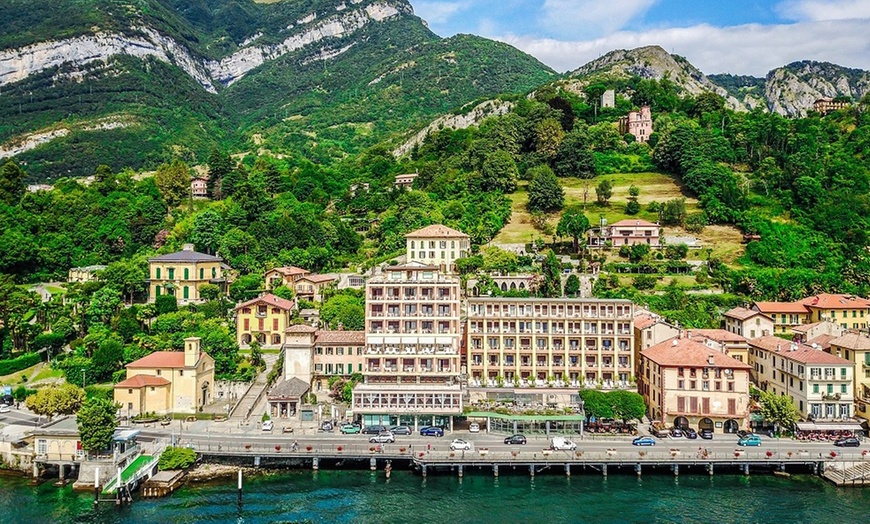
top-left (2, 470), bottom-right (869, 523)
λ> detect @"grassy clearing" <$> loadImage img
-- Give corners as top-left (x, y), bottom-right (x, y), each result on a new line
top-left (494, 172), bottom-right (745, 265)
top-left (0, 362), bottom-right (42, 386)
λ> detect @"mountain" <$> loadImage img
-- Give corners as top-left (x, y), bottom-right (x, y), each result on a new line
top-left (569, 46), bottom-right (869, 116)
top-left (0, 0), bottom-right (555, 180)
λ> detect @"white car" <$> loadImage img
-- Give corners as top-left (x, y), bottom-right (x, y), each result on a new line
top-left (0, 405), bottom-right (10, 413)
top-left (262, 420), bottom-right (274, 432)
top-left (369, 431), bottom-right (395, 444)
top-left (468, 422), bottom-right (480, 433)
top-left (450, 438), bottom-right (472, 451)
top-left (550, 437), bottom-right (577, 451)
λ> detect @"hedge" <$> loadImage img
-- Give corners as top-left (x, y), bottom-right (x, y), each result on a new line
top-left (0, 353), bottom-right (42, 376)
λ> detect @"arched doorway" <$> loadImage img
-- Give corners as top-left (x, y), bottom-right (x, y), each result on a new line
top-left (698, 418), bottom-right (714, 432)
top-left (500, 283), bottom-right (508, 292)
top-left (674, 416), bottom-right (689, 430)
top-left (200, 382), bottom-right (209, 407)
top-left (724, 419), bottom-right (739, 434)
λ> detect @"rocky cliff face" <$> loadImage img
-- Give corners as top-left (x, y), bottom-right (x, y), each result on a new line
top-left (765, 61), bottom-right (870, 116)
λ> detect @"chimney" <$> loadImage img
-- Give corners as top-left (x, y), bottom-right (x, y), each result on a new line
top-left (182, 243), bottom-right (195, 252)
top-left (672, 339), bottom-right (678, 347)
top-left (708, 354), bottom-right (715, 365)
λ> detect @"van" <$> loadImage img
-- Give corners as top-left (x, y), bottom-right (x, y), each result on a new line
top-left (550, 437), bottom-right (577, 451)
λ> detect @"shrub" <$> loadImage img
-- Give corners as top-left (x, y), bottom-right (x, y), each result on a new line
top-left (625, 200), bottom-right (640, 215)
top-left (158, 446), bottom-right (197, 470)
top-left (632, 275), bottom-right (658, 290)
top-left (0, 353), bottom-right (41, 376)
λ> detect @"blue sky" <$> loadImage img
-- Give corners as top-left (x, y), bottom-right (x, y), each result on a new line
top-left (410, 0), bottom-right (870, 75)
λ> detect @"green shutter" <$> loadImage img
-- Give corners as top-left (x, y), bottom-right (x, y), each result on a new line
top-left (184, 268), bottom-right (189, 280)
top-left (865, 353), bottom-right (870, 366)
top-left (183, 286), bottom-right (189, 299)
top-left (156, 268), bottom-right (161, 279)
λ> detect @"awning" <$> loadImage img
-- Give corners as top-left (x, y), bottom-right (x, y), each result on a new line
top-left (419, 336), bottom-right (436, 344)
top-left (384, 336), bottom-right (401, 344)
top-left (367, 336), bottom-right (383, 344)
top-left (795, 421), bottom-right (864, 431)
top-left (436, 336), bottom-right (453, 344)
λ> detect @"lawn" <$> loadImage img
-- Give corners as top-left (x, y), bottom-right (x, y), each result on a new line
top-left (493, 172), bottom-right (745, 265)
top-left (0, 362), bottom-right (42, 386)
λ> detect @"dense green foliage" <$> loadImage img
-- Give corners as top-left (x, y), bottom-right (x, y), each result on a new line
top-left (158, 446), bottom-right (198, 470)
top-left (0, 352), bottom-right (41, 375)
top-left (77, 396), bottom-right (118, 454)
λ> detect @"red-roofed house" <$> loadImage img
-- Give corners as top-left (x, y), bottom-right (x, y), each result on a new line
top-left (405, 224), bottom-right (470, 272)
top-left (689, 329), bottom-right (750, 363)
top-left (723, 307), bottom-right (773, 339)
top-left (751, 301), bottom-right (812, 335)
top-left (633, 313), bottom-right (680, 378)
top-left (640, 337), bottom-right (751, 434)
top-left (748, 336), bottom-right (855, 421)
top-left (264, 266), bottom-right (310, 290)
top-left (828, 333), bottom-right (870, 422)
top-left (114, 337), bottom-right (214, 416)
top-left (235, 293), bottom-right (297, 348)
top-left (799, 294), bottom-right (870, 330)
top-left (294, 274), bottom-right (337, 302)
top-left (589, 219), bottom-right (660, 248)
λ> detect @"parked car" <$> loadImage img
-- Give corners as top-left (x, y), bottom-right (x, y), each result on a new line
top-left (504, 434), bottom-right (527, 445)
top-left (262, 420), bottom-right (274, 432)
top-left (369, 431), bottom-right (395, 444)
top-left (738, 434), bottom-right (763, 446)
top-left (834, 437), bottom-right (860, 447)
top-left (671, 428), bottom-right (684, 438)
top-left (0, 405), bottom-right (10, 414)
top-left (684, 428), bottom-right (698, 439)
top-left (699, 429), bottom-right (714, 440)
top-left (389, 425), bottom-right (412, 435)
top-left (363, 425), bottom-right (387, 435)
top-left (468, 422), bottom-right (480, 433)
top-left (1, 395), bottom-right (13, 406)
top-left (550, 437), bottom-right (577, 451)
top-left (450, 438), bottom-right (472, 451)
top-left (320, 421), bottom-right (334, 432)
top-left (420, 426), bottom-right (444, 437)
top-left (340, 424), bottom-right (361, 434)
top-left (649, 425), bottom-right (670, 438)
top-left (632, 436), bottom-right (657, 446)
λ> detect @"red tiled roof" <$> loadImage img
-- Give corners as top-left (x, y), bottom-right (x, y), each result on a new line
top-left (807, 334), bottom-right (837, 350)
top-left (799, 293), bottom-right (870, 310)
top-left (724, 307), bottom-right (769, 321)
top-left (642, 337), bottom-right (750, 369)
top-left (405, 224), bottom-right (469, 238)
top-left (299, 274), bottom-right (337, 284)
top-left (753, 301), bottom-right (809, 314)
top-left (689, 329), bottom-right (747, 343)
top-left (268, 266), bottom-right (309, 277)
top-left (633, 314), bottom-right (656, 330)
top-left (315, 330), bottom-right (365, 345)
top-left (235, 293), bottom-right (296, 311)
top-left (127, 352), bottom-right (186, 369)
top-left (610, 219), bottom-right (658, 228)
top-left (114, 375), bottom-right (171, 388)
top-left (748, 336), bottom-right (852, 364)
top-left (286, 324), bottom-right (317, 333)
top-left (830, 333), bottom-right (870, 351)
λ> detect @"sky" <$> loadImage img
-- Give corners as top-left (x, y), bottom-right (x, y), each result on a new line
top-left (409, 0), bottom-right (870, 75)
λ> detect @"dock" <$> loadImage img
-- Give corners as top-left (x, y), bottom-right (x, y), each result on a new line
top-left (141, 470), bottom-right (186, 498)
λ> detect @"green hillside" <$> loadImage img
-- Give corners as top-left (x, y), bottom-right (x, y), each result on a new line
top-left (0, 0), bottom-right (555, 179)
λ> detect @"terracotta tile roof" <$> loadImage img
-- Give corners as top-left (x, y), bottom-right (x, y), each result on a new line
top-left (752, 301), bottom-right (809, 314)
top-left (114, 375), bottom-right (171, 388)
top-left (405, 224), bottom-right (469, 238)
top-left (791, 321), bottom-right (827, 334)
top-left (830, 333), bottom-right (870, 351)
top-left (642, 337), bottom-right (750, 369)
top-left (689, 329), bottom-right (747, 343)
top-left (286, 324), bottom-right (317, 333)
top-left (268, 266), bottom-right (309, 277)
top-left (299, 274), bottom-right (337, 284)
top-left (807, 334), bottom-right (837, 350)
top-left (610, 219), bottom-right (658, 228)
top-left (315, 330), bottom-right (365, 345)
top-left (126, 351), bottom-right (187, 368)
top-left (633, 314), bottom-right (657, 330)
top-left (748, 336), bottom-right (852, 365)
top-left (234, 293), bottom-right (296, 311)
top-left (724, 307), bottom-right (768, 321)
top-left (799, 293), bottom-right (870, 310)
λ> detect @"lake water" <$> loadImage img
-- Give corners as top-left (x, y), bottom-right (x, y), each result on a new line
top-left (1, 469), bottom-right (868, 523)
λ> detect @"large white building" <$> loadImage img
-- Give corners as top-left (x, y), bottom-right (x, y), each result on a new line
top-left (405, 224), bottom-right (470, 273)
top-left (351, 263), bottom-right (463, 428)
top-left (748, 336), bottom-right (855, 421)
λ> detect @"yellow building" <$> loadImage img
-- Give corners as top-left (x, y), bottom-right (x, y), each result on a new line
top-left (294, 274), bottom-right (336, 302)
top-left (148, 244), bottom-right (228, 305)
top-left (235, 293), bottom-right (297, 349)
top-left (113, 337), bottom-right (214, 416)
top-left (828, 333), bottom-right (870, 422)
top-left (640, 337), bottom-right (751, 434)
top-left (799, 294), bottom-right (870, 330)
top-left (405, 224), bottom-right (470, 273)
top-left (264, 266), bottom-right (310, 290)
top-left (67, 265), bottom-right (106, 283)
top-left (752, 301), bottom-right (812, 335)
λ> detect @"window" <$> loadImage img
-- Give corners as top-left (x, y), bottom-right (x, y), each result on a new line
top-left (677, 380), bottom-right (684, 389)
top-left (813, 384), bottom-right (819, 394)
top-left (128, 389), bottom-right (133, 394)
top-left (157, 370), bottom-right (162, 376)
top-left (244, 319), bottom-right (250, 330)
top-left (841, 384), bottom-right (847, 394)
top-left (827, 384), bottom-right (834, 394)
top-left (183, 286), bottom-right (189, 300)
top-left (168, 268), bottom-right (175, 280)
top-left (156, 267), bottom-right (161, 279)
top-left (200, 268), bottom-right (204, 279)
top-left (37, 439), bottom-right (47, 455)
top-left (184, 268), bottom-right (189, 280)
top-left (273, 318), bottom-right (279, 331)
top-left (150, 387), bottom-right (155, 392)
top-left (727, 382), bottom-right (734, 392)
top-left (841, 368), bottom-right (847, 378)
top-left (212, 267), bottom-right (216, 279)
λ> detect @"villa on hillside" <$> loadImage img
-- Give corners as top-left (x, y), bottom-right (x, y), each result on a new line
top-left (619, 106), bottom-right (653, 142)
top-left (588, 219), bottom-right (661, 247)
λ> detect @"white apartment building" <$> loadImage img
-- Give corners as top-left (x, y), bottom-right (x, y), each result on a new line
top-left (405, 224), bottom-right (470, 273)
top-left (352, 263), bottom-right (463, 428)
top-left (748, 336), bottom-right (855, 420)
top-left (467, 298), bottom-right (635, 390)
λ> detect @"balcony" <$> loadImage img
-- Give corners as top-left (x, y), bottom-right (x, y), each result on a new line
top-left (822, 393), bottom-right (842, 401)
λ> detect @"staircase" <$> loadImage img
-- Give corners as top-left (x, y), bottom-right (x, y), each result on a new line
top-left (823, 461), bottom-right (870, 486)
top-left (229, 353), bottom-right (279, 420)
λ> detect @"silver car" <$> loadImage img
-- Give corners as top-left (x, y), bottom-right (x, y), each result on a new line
top-left (369, 431), bottom-right (395, 444)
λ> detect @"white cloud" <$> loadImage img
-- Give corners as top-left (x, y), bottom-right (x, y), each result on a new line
top-left (538, 0), bottom-right (658, 38)
top-left (412, 1), bottom-right (466, 25)
top-left (497, 18), bottom-right (870, 75)
top-left (776, 0), bottom-right (870, 22)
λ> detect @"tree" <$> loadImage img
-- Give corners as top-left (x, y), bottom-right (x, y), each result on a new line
top-left (86, 286), bottom-right (121, 326)
top-left (556, 210), bottom-right (590, 253)
top-left (628, 185), bottom-right (640, 198)
top-left (661, 198), bottom-right (686, 225)
top-left (595, 179), bottom-right (613, 205)
top-left (479, 150), bottom-right (518, 193)
top-left (579, 389), bottom-right (614, 419)
top-left (609, 390), bottom-right (646, 422)
top-left (758, 390), bottom-right (800, 432)
top-left (207, 149), bottom-right (234, 199)
top-left (320, 293), bottom-right (365, 330)
top-left (198, 283), bottom-right (222, 301)
top-left (158, 446), bottom-right (197, 470)
top-left (91, 338), bottom-right (125, 381)
top-left (629, 243), bottom-right (650, 263)
top-left (154, 159), bottom-right (191, 207)
top-left (0, 161), bottom-right (27, 205)
top-left (564, 274), bottom-right (580, 296)
top-left (625, 200), bottom-right (641, 215)
top-left (533, 118), bottom-right (565, 159)
top-left (553, 128), bottom-right (597, 178)
top-left (539, 250), bottom-right (562, 298)
top-left (249, 339), bottom-right (264, 369)
top-left (271, 285), bottom-right (294, 301)
top-left (25, 384), bottom-right (85, 420)
top-left (527, 165), bottom-right (564, 213)
top-left (229, 274), bottom-right (263, 302)
top-left (77, 397), bottom-right (118, 454)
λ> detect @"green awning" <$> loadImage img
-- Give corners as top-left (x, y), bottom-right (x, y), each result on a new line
top-left (466, 411), bottom-right (585, 421)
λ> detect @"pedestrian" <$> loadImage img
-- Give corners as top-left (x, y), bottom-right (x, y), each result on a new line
top-left (292, 440), bottom-right (299, 452)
